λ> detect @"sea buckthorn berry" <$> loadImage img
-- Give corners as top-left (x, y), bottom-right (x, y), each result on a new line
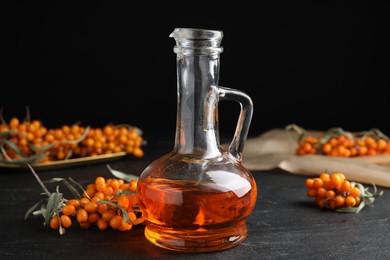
top-left (60, 215), bottom-right (72, 228)
top-left (62, 204), bottom-right (76, 216)
top-left (335, 195), bottom-right (346, 207)
top-left (109, 215), bottom-right (123, 229)
top-left (88, 212), bottom-right (100, 224)
top-left (307, 188), bottom-right (317, 198)
top-left (102, 210), bottom-right (116, 222)
top-left (305, 178), bottom-right (314, 188)
top-left (345, 196), bottom-right (357, 207)
top-left (50, 215), bottom-right (60, 229)
top-left (312, 178), bottom-right (324, 189)
top-left (79, 222), bottom-right (91, 229)
top-left (349, 187), bottom-right (360, 198)
top-left (95, 177), bottom-right (105, 185)
top-left (120, 218), bottom-right (133, 231)
top-left (329, 173), bottom-right (342, 189)
top-left (84, 202), bottom-right (98, 213)
top-left (340, 180), bottom-right (351, 193)
top-left (319, 173), bottom-right (330, 183)
top-left (67, 199), bottom-right (80, 209)
top-left (316, 187), bottom-right (327, 198)
top-left (79, 197), bottom-right (90, 206)
top-left (76, 209), bottom-right (89, 223)
top-left (97, 219), bottom-right (108, 231)
top-left (326, 190), bottom-right (336, 199)
top-left (98, 203), bottom-right (109, 215)
top-left (117, 195), bottom-right (130, 210)
top-left (129, 179), bottom-right (138, 192)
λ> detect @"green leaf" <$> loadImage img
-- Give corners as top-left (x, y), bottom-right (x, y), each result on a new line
top-left (66, 126), bottom-right (90, 144)
top-left (336, 201), bottom-right (365, 214)
top-left (0, 129), bottom-right (20, 138)
top-left (1, 140), bottom-right (26, 158)
top-left (67, 177), bottom-right (85, 200)
top-left (120, 208), bottom-right (133, 224)
top-left (106, 164), bottom-right (139, 182)
top-left (96, 200), bottom-right (118, 208)
top-left (44, 178), bottom-right (83, 200)
top-left (44, 192), bottom-right (63, 226)
top-left (25, 198), bottom-right (47, 220)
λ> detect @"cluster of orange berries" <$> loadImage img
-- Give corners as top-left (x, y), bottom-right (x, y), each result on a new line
top-left (0, 116), bottom-right (145, 164)
top-left (296, 134), bottom-right (390, 157)
top-left (305, 172), bottom-right (362, 210)
top-left (49, 177), bottom-right (144, 233)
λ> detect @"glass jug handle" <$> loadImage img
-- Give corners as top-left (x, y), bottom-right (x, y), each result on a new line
top-left (218, 86), bottom-right (253, 161)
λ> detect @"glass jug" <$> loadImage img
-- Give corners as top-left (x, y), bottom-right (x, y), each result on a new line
top-left (137, 28), bottom-right (257, 252)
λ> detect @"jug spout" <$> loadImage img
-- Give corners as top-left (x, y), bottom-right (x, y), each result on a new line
top-left (169, 28), bottom-right (224, 54)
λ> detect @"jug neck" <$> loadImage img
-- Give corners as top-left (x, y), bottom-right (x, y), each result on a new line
top-left (171, 28), bottom-right (224, 158)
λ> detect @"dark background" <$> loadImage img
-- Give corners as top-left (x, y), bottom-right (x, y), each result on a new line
top-left (9, 1), bottom-right (390, 139)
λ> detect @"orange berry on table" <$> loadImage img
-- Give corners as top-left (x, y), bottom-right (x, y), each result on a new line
top-left (340, 180), bottom-right (351, 193)
top-left (110, 215), bottom-right (123, 229)
top-left (129, 179), bottom-right (138, 192)
top-left (319, 173), bottom-right (330, 183)
top-left (9, 117), bottom-right (20, 129)
top-left (345, 196), bottom-right (357, 207)
top-left (79, 197), bottom-right (90, 206)
top-left (377, 139), bottom-right (387, 151)
top-left (84, 202), bottom-right (98, 213)
top-left (329, 138), bottom-right (338, 147)
top-left (358, 146), bottom-right (368, 156)
top-left (97, 219), bottom-right (108, 231)
top-left (307, 188), bottom-right (317, 198)
top-left (67, 199), bottom-right (80, 209)
top-left (335, 195), bottom-right (346, 207)
top-left (312, 178), bottom-right (324, 189)
top-left (305, 178), bottom-right (314, 189)
top-left (133, 147), bottom-right (144, 158)
top-left (97, 203), bottom-right (109, 215)
top-left (76, 209), bottom-right (89, 223)
top-left (88, 212), bottom-right (100, 224)
top-left (326, 190), bottom-right (336, 199)
top-left (322, 143), bottom-right (332, 154)
top-left (316, 198), bottom-right (327, 208)
top-left (120, 218), bottom-right (133, 231)
top-left (367, 148), bottom-right (377, 155)
top-left (316, 187), bottom-right (327, 198)
top-left (329, 173), bottom-right (342, 189)
top-left (102, 210), bottom-right (116, 222)
top-left (60, 215), bottom-right (72, 228)
top-left (117, 195), bottom-right (130, 210)
top-left (349, 187), bottom-right (360, 197)
top-left (79, 222), bottom-right (91, 229)
top-left (62, 204), bottom-right (76, 216)
top-left (50, 215), bottom-right (60, 229)
top-left (327, 199), bottom-right (338, 210)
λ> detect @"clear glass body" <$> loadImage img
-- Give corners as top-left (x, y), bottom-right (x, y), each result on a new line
top-left (137, 28), bottom-right (257, 253)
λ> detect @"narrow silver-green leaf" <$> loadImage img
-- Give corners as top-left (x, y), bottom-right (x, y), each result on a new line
top-left (120, 208), bottom-right (131, 223)
top-left (336, 201), bottom-right (365, 214)
top-left (44, 192), bottom-right (63, 226)
top-left (25, 198), bottom-right (47, 220)
top-left (67, 177), bottom-right (85, 200)
top-left (96, 200), bottom-right (118, 208)
top-left (66, 126), bottom-right (90, 144)
top-left (106, 164), bottom-right (139, 182)
top-left (0, 129), bottom-right (20, 138)
top-left (2, 139), bottom-right (26, 158)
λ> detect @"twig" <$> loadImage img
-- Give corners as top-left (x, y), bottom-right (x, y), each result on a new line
top-left (28, 164), bottom-right (51, 196)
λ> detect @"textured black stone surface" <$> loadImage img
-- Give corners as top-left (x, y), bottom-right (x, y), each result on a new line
top-left (0, 133), bottom-right (389, 259)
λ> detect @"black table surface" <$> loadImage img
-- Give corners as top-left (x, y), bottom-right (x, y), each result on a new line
top-left (1, 134), bottom-right (389, 260)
